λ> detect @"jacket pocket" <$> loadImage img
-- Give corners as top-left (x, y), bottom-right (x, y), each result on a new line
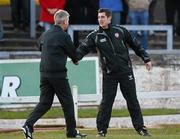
top-left (102, 57), bottom-right (111, 74)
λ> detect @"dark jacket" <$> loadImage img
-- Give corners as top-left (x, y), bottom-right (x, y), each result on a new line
top-left (77, 24), bottom-right (151, 75)
top-left (38, 25), bottom-right (77, 78)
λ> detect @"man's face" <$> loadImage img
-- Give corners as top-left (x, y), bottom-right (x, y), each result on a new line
top-left (98, 12), bottom-right (111, 29)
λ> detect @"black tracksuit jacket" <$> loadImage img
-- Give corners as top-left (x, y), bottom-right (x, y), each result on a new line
top-left (38, 25), bottom-right (77, 78)
top-left (77, 24), bottom-right (151, 75)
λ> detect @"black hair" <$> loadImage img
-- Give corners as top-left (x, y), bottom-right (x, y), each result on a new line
top-left (98, 8), bottom-right (112, 17)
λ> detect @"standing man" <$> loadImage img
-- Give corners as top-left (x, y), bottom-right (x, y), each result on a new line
top-left (76, 8), bottom-right (152, 137)
top-left (99, 0), bottom-right (124, 25)
top-left (21, 10), bottom-right (86, 139)
top-left (165, 0), bottom-right (180, 36)
top-left (128, 0), bottom-right (151, 50)
top-left (10, 0), bottom-right (30, 32)
top-left (38, 0), bottom-right (66, 31)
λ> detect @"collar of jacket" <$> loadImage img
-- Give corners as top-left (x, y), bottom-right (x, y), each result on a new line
top-left (53, 24), bottom-right (63, 31)
top-left (98, 24), bottom-right (112, 32)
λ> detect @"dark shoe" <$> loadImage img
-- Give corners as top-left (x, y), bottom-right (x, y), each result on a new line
top-left (21, 125), bottom-right (33, 139)
top-left (96, 130), bottom-right (106, 137)
top-left (67, 130), bottom-right (87, 138)
top-left (137, 126), bottom-right (151, 136)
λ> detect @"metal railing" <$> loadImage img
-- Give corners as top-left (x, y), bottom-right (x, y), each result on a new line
top-left (30, 0), bottom-right (36, 38)
top-left (68, 25), bottom-right (174, 53)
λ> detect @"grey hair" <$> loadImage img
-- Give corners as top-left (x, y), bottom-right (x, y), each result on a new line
top-left (54, 10), bottom-right (69, 25)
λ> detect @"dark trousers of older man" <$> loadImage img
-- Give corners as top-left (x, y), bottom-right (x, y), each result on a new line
top-left (24, 77), bottom-right (76, 135)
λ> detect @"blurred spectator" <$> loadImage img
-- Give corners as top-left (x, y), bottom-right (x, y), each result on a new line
top-left (38, 0), bottom-right (65, 31)
top-left (65, 0), bottom-right (98, 49)
top-left (165, 0), bottom-right (180, 36)
top-left (121, 0), bottom-right (128, 24)
top-left (65, 0), bottom-right (84, 24)
top-left (0, 20), bottom-right (3, 40)
top-left (99, 0), bottom-right (124, 25)
top-left (149, 0), bottom-right (157, 25)
top-left (128, 0), bottom-right (151, 50)
top-left (65, 0), bottom-right (98, 25)
top-left (86, 0), bottom-right (99, 24)
top-left (149, 0), bottom-right (157, 36)
top-left (10, 0), bottom-right (30, 32)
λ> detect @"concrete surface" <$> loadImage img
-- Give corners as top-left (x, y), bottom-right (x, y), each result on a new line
top-left (1, 115), bottom-right (180, 130)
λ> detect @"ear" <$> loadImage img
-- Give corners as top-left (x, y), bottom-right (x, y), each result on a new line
top-left (108, 16), bottom-right (112, 23)
top-left (62, 20), bottom-right (66, 25)
top-left (63, 19), bottom-right (69, 25)
top-left (109, 16), bottom-right (112, 20)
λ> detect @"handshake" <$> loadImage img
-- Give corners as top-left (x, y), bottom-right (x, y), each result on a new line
top-left (71, 59), bottom-right (79, 65)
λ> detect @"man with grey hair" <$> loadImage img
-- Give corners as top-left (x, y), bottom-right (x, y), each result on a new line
top-left (21, 9), bottom-right (87, 139)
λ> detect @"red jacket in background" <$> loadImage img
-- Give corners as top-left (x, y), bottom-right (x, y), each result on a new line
top-left (39, 0), bottom-right (66, 23)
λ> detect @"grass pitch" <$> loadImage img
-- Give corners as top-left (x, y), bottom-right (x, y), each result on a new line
top-left (0, 125), bottom-right (180, 139)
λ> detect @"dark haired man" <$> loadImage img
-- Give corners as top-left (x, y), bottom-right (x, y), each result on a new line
top-left (76, 8), bottom-right (152, 137)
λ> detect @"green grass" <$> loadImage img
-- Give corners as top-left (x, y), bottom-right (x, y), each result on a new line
top-left (0, 126), bottom-right (180, 139)
top-left (0, 108), bottom-right (180, 119)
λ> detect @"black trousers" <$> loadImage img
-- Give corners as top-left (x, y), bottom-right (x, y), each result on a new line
top-left (96, 72), bottom-right (144, 133)
top-left (149, 0), bottom-right (157, 24)
top-left (25, 77), bottom-right (76, 135)
top-left (10, 0), bottom-right (30, 28)
top-left (165, 0), bottom-right (180, 35)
